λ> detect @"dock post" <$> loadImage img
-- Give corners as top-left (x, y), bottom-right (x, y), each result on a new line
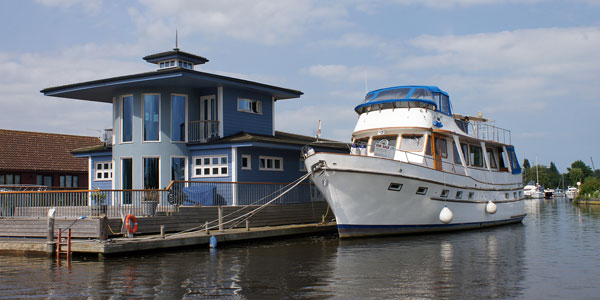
top-left (246, 219), bottom-right (250, 231)
top-left (46, 208), bottom-right (56, 256)
top-left (218, 206), bottom-right (223, 232)
top-left (205, 221), bottom-right (209, 234)
top-left (160, 225), bottom-right (165, 238)
top-left (99, 216), bottom-right (108, 241)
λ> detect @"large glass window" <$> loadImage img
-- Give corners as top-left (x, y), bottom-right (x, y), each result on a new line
top-left (122, 95), bottom-right (133, 143)
top-left (144, 94), bottom-right (160, 141)
top-left (486, 148), bottom-right (498, 169)
top-left (144, 157), bottom-right (160, 189)
top-left (171, 157), bottom-right (186, 181)
top-left (425, 136), bottom-right (448, 158)
top-left (370, 135), bottom-right (397, 153)
top-left (453, 142), bottom-right (462, 164)
top-left (410, 88), bottom-right (433, 100)
top-left (399, 135), bottom-right (425, 152)
top-left (122, 158), bottom-right (133, 204)
top-left (470, 145), bottom-right (483, 167)
top-left (171, 95), bottom-right (186, 142)
top-left (461, 143), bottom-right (470, 165)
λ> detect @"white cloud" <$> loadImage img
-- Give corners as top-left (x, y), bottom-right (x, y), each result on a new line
top-left (35, 0), bottom-right (102, 15)
top-left (133, 0), bottom-right (352, 45)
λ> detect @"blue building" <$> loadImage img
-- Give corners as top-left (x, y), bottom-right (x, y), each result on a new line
top-left (42, 48), bottom-right (344, 204)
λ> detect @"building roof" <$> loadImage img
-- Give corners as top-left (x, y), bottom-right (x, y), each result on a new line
top-left (41, 67), bottom-right (303, 103)
top-left (143, 49), bottom-right (209, 65)
top-left (200, 131), bottom-right (349, 150)
top-left (0, 129), bottom-right (102, 173)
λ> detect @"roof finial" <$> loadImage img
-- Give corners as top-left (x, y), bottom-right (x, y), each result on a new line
top-left (174, 29), bottom-right (179, 51)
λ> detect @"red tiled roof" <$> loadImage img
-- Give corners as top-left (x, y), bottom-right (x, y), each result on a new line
top-left (0, 129), bottom-right (102, 172)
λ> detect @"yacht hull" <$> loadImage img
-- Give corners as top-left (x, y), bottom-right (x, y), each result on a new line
top-left (307, 153), bottom-right (525, 238)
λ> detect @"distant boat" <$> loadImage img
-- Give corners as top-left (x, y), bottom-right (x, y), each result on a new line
top-left (566, 187), bottom-right (578, 200)
top-left (553, 189), bottom-right (565, 198)
top-left (524, 184), bottom-right (544, 199)
top-left (304, 85), bottom-right (525, 238)
top-left (544, 189), bottom-right (554, 199)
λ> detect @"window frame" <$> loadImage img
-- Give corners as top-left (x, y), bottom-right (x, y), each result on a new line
top-left (370, 135), bottom-right (398, 153)
top-left (241, 154), bottom-right (252, 170)
top-left (142, 156), bottom-right (161, 190)
top-left (192, 155), bottom-right (229, 178)
top-left (469, 144), bottom-right (484, 168)
top-left (120, 94), bottom-right (134, 144)
top-left (237, 98), bottom-right (262, 114)
top-left (399, 134), bottom-right (425, 152)
top-left (142, 93), bottom-right (161, 142)
top-left (170, 94), bottom-right (188, 143)
top-left (170, 156), bottom-right (188, 182)
top-left (259, 156), bottom-right (284, 171)
top-left (95, 161), bottom-right (113, 181)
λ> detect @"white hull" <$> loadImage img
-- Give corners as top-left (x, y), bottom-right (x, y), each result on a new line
top-left (307, 153), bottom-right (526, 238)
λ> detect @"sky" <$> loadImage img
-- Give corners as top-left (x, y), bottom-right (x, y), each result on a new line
top-left (0, 0), bottom-right (599, 172)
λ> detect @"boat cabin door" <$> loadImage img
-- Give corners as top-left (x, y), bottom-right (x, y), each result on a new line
top-left (431, 133), bottom-right (443, 171)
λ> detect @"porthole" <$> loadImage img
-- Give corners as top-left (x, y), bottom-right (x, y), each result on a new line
top-left (441, 189), bottom-right (450, 198)
top-left (416, 187), bottom-right (428, 195)
top-left (456, 191), bottom-right (463, 199)
top-left (468, 192), bottom-right (475, 199)
top-left (505, 193), bottom-right (509, 199)
top-left (388, 183), bottom-right (403, 191)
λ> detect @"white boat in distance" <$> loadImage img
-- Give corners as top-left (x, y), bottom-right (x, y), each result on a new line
top-left (304, 85), bottom-right (526, 238)
top-left (524, 184), bottom-right (544, 199)
top-left (566, 186), bottom-right (578, 200)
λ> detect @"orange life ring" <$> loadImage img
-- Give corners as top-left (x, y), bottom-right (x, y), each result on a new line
top-left (125, 214), bottom-right (138, 234)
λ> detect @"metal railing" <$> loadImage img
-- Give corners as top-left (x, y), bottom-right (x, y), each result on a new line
top-left (0, 180), bottom-right (323, 219)
top-left (188, 120), bottom-right (220, 143)
top-left (469, 122), bottom-right (511, 145)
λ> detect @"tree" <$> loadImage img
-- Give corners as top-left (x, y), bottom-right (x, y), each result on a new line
top-left (569, 168), bottom-right (585, 185)
top-left (578, 176), bottom-right (600, 200)
top-left (547, 162), bottom-right (561, 188)
top-left (523, 159), bottom-right (531, 170)
top-left (568, 160), bottom-right (593, 179)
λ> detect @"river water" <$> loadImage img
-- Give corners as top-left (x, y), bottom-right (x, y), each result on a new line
top-left (1, 198), bottom-right (599, 299)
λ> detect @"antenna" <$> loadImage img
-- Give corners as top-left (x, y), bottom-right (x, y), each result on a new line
top-left (174, 29), bottom-right (179, 50)
top-left (364, 71), bottom-right (368, 95)
top-left (316, 120), bottom-right (322, 141)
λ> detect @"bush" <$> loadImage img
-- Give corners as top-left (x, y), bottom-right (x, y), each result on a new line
top-left (579, 177), bottom-right (600, 199)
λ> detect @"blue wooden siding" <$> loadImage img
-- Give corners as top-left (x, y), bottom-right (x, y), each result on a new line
top-left (237, 147), bottom-right (307, 183)
top-left (222, 87), bottom-right (273, 136)
top-left (91, 155), bottom-right (113, 190)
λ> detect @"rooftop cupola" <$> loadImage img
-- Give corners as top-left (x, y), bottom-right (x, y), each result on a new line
top-left (142, 48), bottom-right (209, 71)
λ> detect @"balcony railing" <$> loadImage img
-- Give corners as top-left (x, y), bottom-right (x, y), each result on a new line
top-left (188, 120), bottom-right (220, 143)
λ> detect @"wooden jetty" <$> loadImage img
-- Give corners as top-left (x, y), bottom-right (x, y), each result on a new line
top-left (0, 202), bottom-right (335, 256)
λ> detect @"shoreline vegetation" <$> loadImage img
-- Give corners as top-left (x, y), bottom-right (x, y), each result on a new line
top-left (522, 159), bottom-right (600, 201)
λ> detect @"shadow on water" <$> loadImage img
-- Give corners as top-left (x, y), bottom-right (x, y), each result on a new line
top-left (1, 198), bottom-right (600, 299)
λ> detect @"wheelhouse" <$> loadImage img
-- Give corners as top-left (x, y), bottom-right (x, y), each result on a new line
top-left (355, 86), bottom-right (451, 115)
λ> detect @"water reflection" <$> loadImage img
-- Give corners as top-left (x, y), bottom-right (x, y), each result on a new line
top-left (2, 198), bottom-right (600, 299)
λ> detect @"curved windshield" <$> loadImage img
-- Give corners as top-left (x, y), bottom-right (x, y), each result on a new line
top-left (362, 92), bottom-right (375, 103)
top-left (372, 88), bottom-right (411, 102)
top-left (410, 88), bottom-right (433, 100)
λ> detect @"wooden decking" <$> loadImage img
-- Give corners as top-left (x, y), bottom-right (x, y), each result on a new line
top-left (0, 202), bottom-right (335, 255)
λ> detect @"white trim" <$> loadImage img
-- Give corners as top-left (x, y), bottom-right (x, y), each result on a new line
top-left (170, 93), bottom-right (188, 143)
top-left (272, 96), bottom-right (275, 136)
top-left (241, 154), bottom-right (252, 170)
top-left (170, 155), bottom-right (188, 182)
top-left (142, 155), bottom-right (161, 189)
top-left (120, 94), bottom-right (134, 144)
top-left (480, 141), bottom-right (491, 171)
top-left (112, 97), bottom-right (116, 145)
top-left (232, 148), bottom-right (238, 206)
top-left (88, 157), bottom-right (92, 190)
top-left (142, 93), bottom-right (161, 143)
top-left (192, 155), bottom-right (229, 178)
top-left (259, 156), bottom-right (284, 171)
top-left (452, 135), bottom-right (469, 176)
top-left (218, 86), bottom-right (224, 138)
top-left (111, 158), bottom-right (115, 190)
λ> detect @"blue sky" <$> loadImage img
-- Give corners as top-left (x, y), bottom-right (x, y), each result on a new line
top-left (1, 0), bottom-right (599, 172)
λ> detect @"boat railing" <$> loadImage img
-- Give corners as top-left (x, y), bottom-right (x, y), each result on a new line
top-left (468, 121), bottom-right (511, 145)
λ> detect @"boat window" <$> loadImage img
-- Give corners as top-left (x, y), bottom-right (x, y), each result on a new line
top-left (410, 88), bottom-right (433, 100)
top-left (373, 88), bottom-right (411, 102)
top-left (388, 183), bottom-right (403, 191)
top-left (456, 191), bottom-right (463, 199)
top-left (513, 192), bottom-right (517, 199)
top-left (497, 148), bottom-right (507, 171)
top-left (468, 192), bottom-right (474, 199)
top-left (370, 135), bottom-right (397, 153)
top-left (416, 187), bottom-right (428, 195)
top-left (399, 134), bottom-right (425, 152)
top-left (441, 189), bottom-right (449, 198)
top-left (469, 145), bottom-right (483, 167)
top-left (453, 142), bottom-right (462, 164)
top-left (425, 136), bottom-right (448, 158)
top-left (362, 92), bottom-right (375, 103)
top-left (440, 94), bottom-right (451, 115)
top-left (486, 148), bottom-right (498, 169)
top-left (508, 148), bottom-right (521, 173)
top-left (461, 143), bottom-right (470, 165)
top-left (505, 193), bottom-right (509, 199)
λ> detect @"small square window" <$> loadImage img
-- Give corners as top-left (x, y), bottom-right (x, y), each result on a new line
top-left (388, 183), bottom-right (403, 191)
top-left (196, 169), bottom-right (202, 175)
top-left (204, 158), bottom-right (210, 165)
top-left (468, 192), bottom-right (475, 199)
top-left (212, 157), bottom-right (219, 165)
top-left (416, 187), bottom-right (428, 195)
top-left (505, 193), bottom-right (509, 199)
top-left (221, 167), bottom-right (227, 174)
top-left (441, 189), bottom-right (450, 198)
top-left (456, 191), bottom-right (463, 199)
top-left (221, 157), bottom-right (227, 164)
top-left (204, 168), bottom-right (210, 175)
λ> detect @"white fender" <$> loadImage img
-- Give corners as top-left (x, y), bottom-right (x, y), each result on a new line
top-left (439, 206), bottom-right (453, 224)
top-left (486, 201), bottom-right (497, 214)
